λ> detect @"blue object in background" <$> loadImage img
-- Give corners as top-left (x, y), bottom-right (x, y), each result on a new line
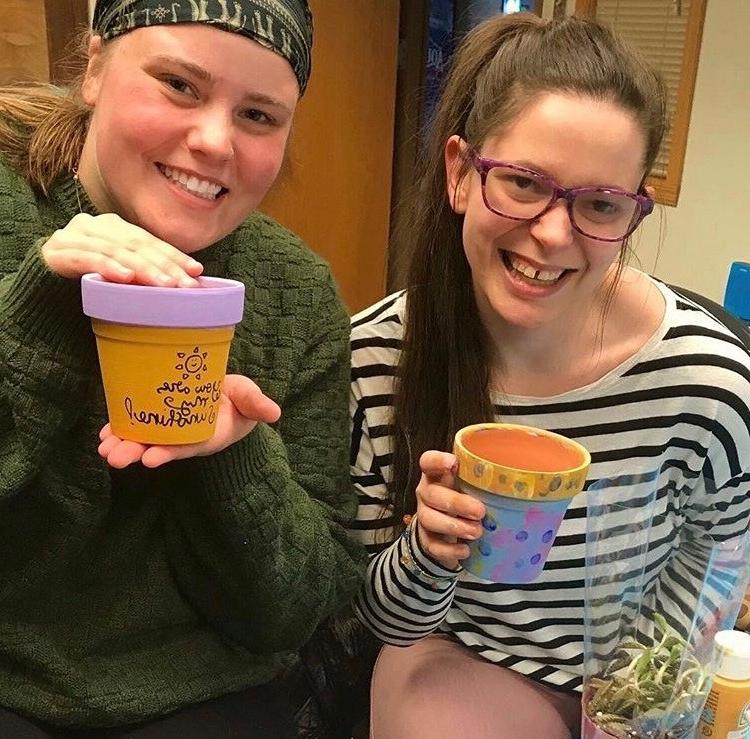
top-left (423, 0), bottom-right (455, 144)
top-left (465, 0), bottom-right (536, 24)
top-left (502, 0), bottom-right (536, 12)
top-left (724, 261), bottom-right (750, 324)
top-left (421, 0), bottom-right (537, 146)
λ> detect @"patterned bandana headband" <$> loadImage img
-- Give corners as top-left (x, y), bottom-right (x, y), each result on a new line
top-left (92, 0), bottom-right (313, 94)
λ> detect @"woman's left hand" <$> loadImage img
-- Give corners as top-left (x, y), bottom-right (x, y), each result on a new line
top-left (97, 375), bottom-right (281, 468)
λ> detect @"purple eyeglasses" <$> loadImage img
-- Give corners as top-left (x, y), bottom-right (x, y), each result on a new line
top-left (469, 150), bottom-right (654, 243)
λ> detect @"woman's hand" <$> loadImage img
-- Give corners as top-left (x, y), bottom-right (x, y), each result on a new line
top-left (415, 450), bottom-right (486, 570)
top-left (98, 375), bottom-right (281, 469)
top-left (42, 213), bottom-right (203, 287)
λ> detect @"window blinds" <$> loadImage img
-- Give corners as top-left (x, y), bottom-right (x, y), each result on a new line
top-left (596, 0), bottom-right (693, 179)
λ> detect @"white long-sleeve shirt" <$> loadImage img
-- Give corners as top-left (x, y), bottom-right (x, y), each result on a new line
top-left (349, 279), bottom-right (750, 692)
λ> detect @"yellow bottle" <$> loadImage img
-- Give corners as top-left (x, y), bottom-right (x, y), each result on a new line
top-left (697, 630), bottom-right (750, 738)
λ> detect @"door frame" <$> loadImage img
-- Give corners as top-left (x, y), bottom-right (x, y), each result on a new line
top-left (45, 0), bottom-right (89, 83)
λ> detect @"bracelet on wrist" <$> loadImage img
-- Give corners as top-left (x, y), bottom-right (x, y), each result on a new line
top-left (398, 518), bottom-right (460, 590)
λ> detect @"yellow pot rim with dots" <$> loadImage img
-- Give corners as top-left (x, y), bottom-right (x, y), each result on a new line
top-left (453, 423), bottom-right (591, 501)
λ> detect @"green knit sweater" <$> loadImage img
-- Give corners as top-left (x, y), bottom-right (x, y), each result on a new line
top-left (0, 160), bottom-right (367, 728)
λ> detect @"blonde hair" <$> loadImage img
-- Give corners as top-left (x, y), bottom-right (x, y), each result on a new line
top-left (0, 31), bottom-right (92, 193)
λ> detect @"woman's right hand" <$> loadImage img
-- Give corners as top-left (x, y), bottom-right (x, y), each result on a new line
top-left (42, 213), bottom-right (203, 286)
top-left (415, 450), bottom-right (486, 570)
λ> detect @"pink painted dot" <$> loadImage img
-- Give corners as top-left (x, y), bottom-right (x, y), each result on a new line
top-left (490, 564), bottom-right (509, 581)
top-left (524, 507), bottom-right (547, 525)
top-left (490, 529), bottom-right (512, 547)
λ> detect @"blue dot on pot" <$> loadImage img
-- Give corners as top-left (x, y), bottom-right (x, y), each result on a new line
top-left (530, 553), bottom-right (542, 565)
top-left (479, 541), bottom-right (492, 557)
top-left (482, 514), bottom-right (497, 532)
top-left (542, 529), bottom-right (554, 543)
top-left (515, 530), bottom-right (528, 542)
top-left (514, 559), bottom-right (525, 569)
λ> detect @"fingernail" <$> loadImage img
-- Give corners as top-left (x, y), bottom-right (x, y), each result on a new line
top-left (179, 276), bottom-right (198, 288)
top-left (157, 273), bottom-right (174, 284)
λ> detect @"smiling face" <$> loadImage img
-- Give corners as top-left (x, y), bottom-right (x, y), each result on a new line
top-left (446, 92), bottom-right (648, 333)
top-left (79, 25), bottom-right (300, 253)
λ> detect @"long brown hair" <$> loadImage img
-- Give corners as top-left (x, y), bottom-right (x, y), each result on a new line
top-left (389, 13), bottom-right (667, 523)
top-left (0, 31), bottom-right (92, 193)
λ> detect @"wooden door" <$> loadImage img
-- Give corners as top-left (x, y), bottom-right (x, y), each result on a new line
top-left (260, 0), bottom-right (400, 313)
top-left (3, 1), bottom-right (50, 84)
top-left (3, 0), bottom-right (88, 85)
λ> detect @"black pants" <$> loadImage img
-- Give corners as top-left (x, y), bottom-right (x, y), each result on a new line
top-left (0, 683), bottom-right (299, 739)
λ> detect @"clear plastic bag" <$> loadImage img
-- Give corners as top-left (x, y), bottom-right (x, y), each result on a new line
top-left (582, 469), bottom-right (750, 739)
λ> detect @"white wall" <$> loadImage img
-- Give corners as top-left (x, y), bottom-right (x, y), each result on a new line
top-left (624, 0), bottom-right (750, 303)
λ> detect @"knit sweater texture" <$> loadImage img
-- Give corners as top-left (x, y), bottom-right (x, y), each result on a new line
top-left (0, 159), bottom-right (366, 727)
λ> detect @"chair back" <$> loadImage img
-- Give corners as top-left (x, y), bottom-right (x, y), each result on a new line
top-left (669, 284), bottom-right (750, 349)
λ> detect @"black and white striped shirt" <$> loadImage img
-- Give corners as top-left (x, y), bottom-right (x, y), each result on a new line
top-left (349, 279), bottom-right (750, 692)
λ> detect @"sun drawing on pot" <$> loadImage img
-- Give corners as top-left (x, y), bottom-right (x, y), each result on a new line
top-left (175, 347), bottom-right (208, 380)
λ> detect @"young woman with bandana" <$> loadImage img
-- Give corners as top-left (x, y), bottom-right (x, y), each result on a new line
top-left (0, 1), bottom-right (365, 735)
top-left (349, 12), bottom-right (750, 739)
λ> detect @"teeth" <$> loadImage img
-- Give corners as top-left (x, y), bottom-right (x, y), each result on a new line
top-left (162, 166), bottom-right (223, 200)
top-left (508, 254), bottom-right (564, 283)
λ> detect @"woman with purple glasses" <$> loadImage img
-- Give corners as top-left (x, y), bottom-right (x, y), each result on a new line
top-left (349, 12), bottom-right (750, 739)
